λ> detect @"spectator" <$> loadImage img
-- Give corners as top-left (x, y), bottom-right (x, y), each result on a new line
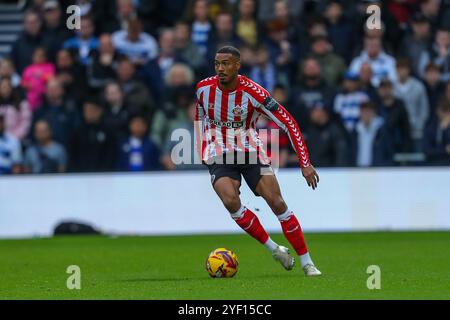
top-left (118, 115), bottom-right (160, 171)
top-left (63, 15), bottom-right (99, 65)
top-left (41, 0), bottom-right (73, 62)
top-left (151, 67), bottom-right (195, 147)
top-left (174, 20), bottom-right (205, 75)
top-left (393, 59), bottom-right (429, 148)
top-left (257, 0), bottom-right (304, 23)
top-left (387, 0), bottom-right (415, 30)
top-left (323, 0), bottom-right (357, 63)
top-left (419, 0), bottom-right (441, 33)
top-left (423, 98), bottom-right (450, 165)
top-left (292, 57), bottom-right (334, 130)
top-left (143, 28), bottom-right (185, 103)
top-left (419, 27), bottom-right (450, 82)
top-left (24, 119), bottom-right (66, 174)
top-left (249, 45), bottom-right (279, 94)
top-left (0, 78), bottom-right (32, 140)
top-left (376, 79), bottom-right (412, 153)
top-left (74, 0), bottom-right (93, 16)
top-left (238, 43), bottom-right (255, 76)
top-left (101, 0), bottom-right (137, 34)
top-left (150, 0), bottom-right (186, 29)
top-left (161, 100), bottom-right (203, 170)
top-left (310, 35), bottom-right (347, 87)
top-left (111, 17), bottom-right (158, 66)
top-left (103, 82), bottom-right (129, 141)
top-left (0, 114), bottom-right (22, 174)
top-left (206, 11), bottom-right (241, 64)
top-left (55, 49), bottom-right (87, 105)
top-left (399, 13), bottom-right (432, 77)
top-left (0, 59), bottom-right (21, 88)
top-left (354, 1), bottom-right (400, 55)
top-left (116, 57), bottom-right (155, 120)
top-left (305, 106), bottom-right (348, 167)
top-left (271, 0), bottom-right (302, 43)
top-left (32, 79), bottom-right (80, 148)
top-left (264, 18), bottom-right (298, 78)
top-left (69, 99), bottom-right (116, 172)
top-left (29, 0), bottom-right (46, 17)
top-left (351, 101), bottom-right (393, 167)
top-left (21, 47), bottom-right (55, 111)
top-left (10, 11), bottom-right (44, 73)
top-left (235, 0), bottom-right (259, 47)
top-left (358, 62), bottom-right (378, 100)
top-left (190, 0), bottom-right (212, 56)
top-left (424, 63), bottom-right (445, 122)
top-left (445, 80), bottom-right (450, 102)
top-left (333, 71), bottom-right (370, 133)
top-left (86, 33), bottom-right (118, 91)
top-left (350, 37), bottom-right (397, 87)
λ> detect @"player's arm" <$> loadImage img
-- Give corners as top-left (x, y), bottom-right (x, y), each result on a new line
top-left (258, 97), bottom-right (319, 190)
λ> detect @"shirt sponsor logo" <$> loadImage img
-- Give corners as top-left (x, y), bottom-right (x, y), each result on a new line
top-left (207, 118), bottom-right (244, 128)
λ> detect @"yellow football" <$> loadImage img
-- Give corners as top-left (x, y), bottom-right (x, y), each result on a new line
top-left (205, 248), bottom-right (239, 278)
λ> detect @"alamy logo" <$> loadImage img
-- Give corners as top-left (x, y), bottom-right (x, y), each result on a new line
top-left (366, 265), bottom-right (381, 290)
top-left (66, 265), bottom-right (81, 290)
top-left (366, 5), bottom-right (381, 30)
top-left (66, 5), bottom-right (81, 30)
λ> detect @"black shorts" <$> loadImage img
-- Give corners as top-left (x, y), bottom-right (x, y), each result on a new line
top-left (205, 152), bottom-right (273, 196)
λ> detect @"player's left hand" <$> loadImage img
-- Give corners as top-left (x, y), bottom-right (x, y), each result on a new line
top-left (302, 165), bottom-right (319, 190)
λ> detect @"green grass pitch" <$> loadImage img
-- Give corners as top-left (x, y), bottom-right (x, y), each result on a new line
top-left (1, 231), bottom-right (449, 299)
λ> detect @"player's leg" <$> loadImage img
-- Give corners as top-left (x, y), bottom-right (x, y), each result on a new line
top-left (210, 174), bottom-right (281, 255)
top-left (254, 173), bottom-right (321, 276)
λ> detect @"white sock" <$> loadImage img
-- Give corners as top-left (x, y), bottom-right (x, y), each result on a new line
top-left (299, 252), bottom-right (314, 268)
top-left (276, 208), bottom-right (292, 222)
top-left (230, 205), bottom-right (246, 220)
top-left (264, 237), bottom-right (279, 253)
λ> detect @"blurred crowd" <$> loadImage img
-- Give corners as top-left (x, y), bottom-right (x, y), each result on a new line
top-left (1, 0), bottom-right (450, 174)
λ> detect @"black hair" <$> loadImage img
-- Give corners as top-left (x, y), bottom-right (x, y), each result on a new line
top-left (273, 83), bottom-right (286, 91)
top-left (216, 46), bottom-right (241, 59)
top-left (83, 96), bottom-right (102, 108)
top-left (129, 114), bottom-right (149, 125)
top-left (437, 97), bottom-right (450, 114)
top-left (360, 101), bottom-right (377, 111)
top-left (0, 77), bottom-right (22, 110)
top-left (128, 114), bottom-right (150, 135)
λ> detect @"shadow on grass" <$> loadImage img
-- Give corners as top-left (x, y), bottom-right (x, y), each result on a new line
top-left (120, 273), bottom-right (308, 283)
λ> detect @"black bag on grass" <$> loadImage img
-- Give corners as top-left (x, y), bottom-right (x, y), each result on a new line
top-left (53, 221), bottom-right (102, 236)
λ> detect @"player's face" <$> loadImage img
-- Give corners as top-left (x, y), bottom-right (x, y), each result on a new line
top-left (215, 53), bottom-right (240, 85)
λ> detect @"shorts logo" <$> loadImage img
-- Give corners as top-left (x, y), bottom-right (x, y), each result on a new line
top-left (208, 103), bottom-right (215, 109)
top-left (232, 105), bottom-right (243, 115)
top-left (211, 174), bottom-right (216, 184)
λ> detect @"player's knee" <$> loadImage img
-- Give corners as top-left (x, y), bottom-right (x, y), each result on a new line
top-left (220, 193), bottom-right (241, 213)
top-left (266, 195), bottom-right (287, 214)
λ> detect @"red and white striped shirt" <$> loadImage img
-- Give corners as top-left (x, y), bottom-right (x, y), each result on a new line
top-left (195, 75), bottom-right (311, 168)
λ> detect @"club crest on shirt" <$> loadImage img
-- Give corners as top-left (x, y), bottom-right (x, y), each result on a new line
top-left (232, 105), bottom-right (243, 115)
